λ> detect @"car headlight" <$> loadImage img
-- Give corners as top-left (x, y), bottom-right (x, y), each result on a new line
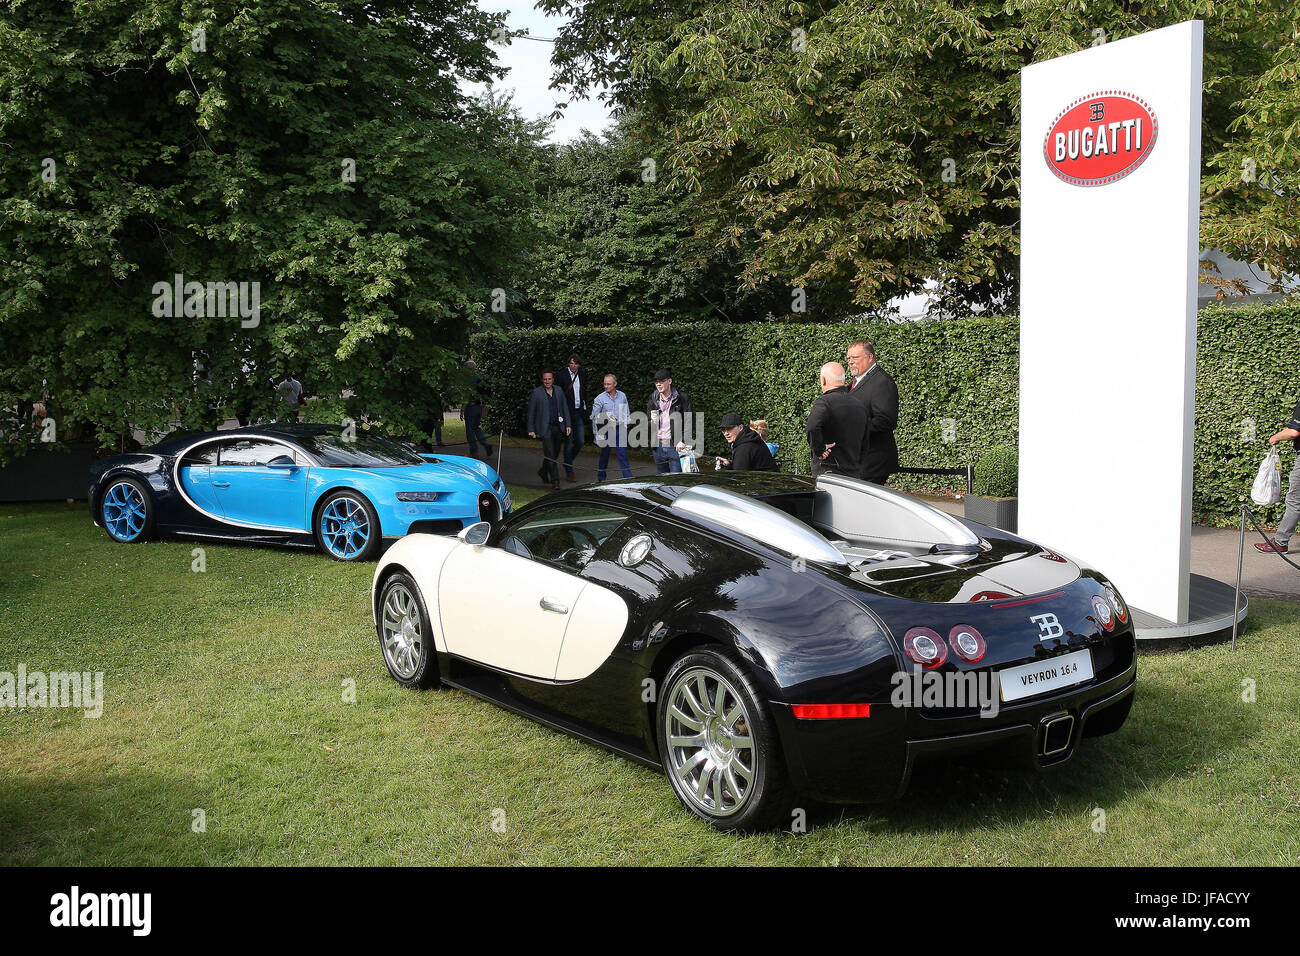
top-left (396, 492), bottom-right (440, 502)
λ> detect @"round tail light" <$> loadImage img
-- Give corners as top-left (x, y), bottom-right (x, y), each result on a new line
top-left (948, 624), bottom-right (987, 662)
top-left (1091, 595), bottom-right (1115, 631)
top-left (903, 627), bottom-right (947, 669)
top-left (1103, 584), bottom-right (1128, 624)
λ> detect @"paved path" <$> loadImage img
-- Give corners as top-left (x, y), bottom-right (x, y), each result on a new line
top-left (443, 434), bottom-right (669, 486)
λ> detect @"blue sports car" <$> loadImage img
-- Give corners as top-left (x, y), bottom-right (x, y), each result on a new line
top-left (88, 423), bottom-right (511, 561)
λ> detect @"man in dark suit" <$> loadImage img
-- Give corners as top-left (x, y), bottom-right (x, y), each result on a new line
top-left (556, 353), bottom-right (588, 482)
top-left (806, 361), bottom-right (866, 477)
top-left (845, 339), bottom-right (899, 484)
top-left (526, 370), bottom-right (570, 489)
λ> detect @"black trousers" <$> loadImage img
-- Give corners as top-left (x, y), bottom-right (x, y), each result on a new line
top-left (539, 425), bottom-right (564, 483)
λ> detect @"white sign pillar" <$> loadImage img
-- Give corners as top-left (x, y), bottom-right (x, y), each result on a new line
top-left (1019, 21), bottom-right (1203, 623)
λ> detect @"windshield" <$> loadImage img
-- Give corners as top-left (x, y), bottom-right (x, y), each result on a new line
top-left (295, 432), bottom-right (425, 467)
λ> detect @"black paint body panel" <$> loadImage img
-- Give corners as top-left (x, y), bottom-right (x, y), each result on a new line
top-left (410, 473), bottom-right (1137, 805)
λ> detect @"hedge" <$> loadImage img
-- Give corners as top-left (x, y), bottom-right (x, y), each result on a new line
top-left (471, 303), bottom-right (1300, 526)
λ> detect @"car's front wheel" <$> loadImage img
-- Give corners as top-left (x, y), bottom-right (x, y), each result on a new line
top-left (658, 647), bottom-right (793, 831)
top-left (100, 477), bottom-right (155, 543)
top-left (315, 490), bottom-right (381, 561)
top-left (376, 572), bottom-right (439, 689)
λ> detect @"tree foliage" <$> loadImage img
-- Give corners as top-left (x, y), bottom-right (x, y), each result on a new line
top-left (0, 0), bottom-right (540, 459)
top-left (540, 0), bottom-right (1300, 315)
top-left (516, 121), bottom-right (790, 326)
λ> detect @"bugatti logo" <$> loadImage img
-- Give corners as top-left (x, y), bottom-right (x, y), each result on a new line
top-left (1044, 91), bottom-right (1158, 186)
top-left (1031, 613), bottom-right (1064, 640)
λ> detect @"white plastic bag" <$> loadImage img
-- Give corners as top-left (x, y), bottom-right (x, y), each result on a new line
top-left (1251, 447), bottom-right (1282, 506)
top-left (679, 451), bottom-right (699, 474)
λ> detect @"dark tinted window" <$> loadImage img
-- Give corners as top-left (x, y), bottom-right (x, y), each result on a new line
top-left (293, 432), bottom-right (424, 467)
top-left (180, 442), bottom-right (220, 466)
top-left (219, 440), bottom-right (294, 467)
top-left (500, 505), bottom-right (629, 568)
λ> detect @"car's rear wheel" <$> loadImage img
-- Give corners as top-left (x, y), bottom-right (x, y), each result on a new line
top-left (315, 490), bottom-right (381, 561)
top-left (377, 572), bottom-right (438, 689)
top-left (100, 477), bottom-right (155, 543)
top-left (658, 647), bottom-right (792, 831)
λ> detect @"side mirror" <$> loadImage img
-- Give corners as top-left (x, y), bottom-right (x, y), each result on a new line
top-left (458, 521), bottom-right (491, 546)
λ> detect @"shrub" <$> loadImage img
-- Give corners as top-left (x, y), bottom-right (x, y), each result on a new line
top-left (972, 446), bottom-right (1017, 499)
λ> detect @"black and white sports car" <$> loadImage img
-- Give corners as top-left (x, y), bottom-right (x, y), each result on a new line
top-left (371, 472), bottom-right (1136, 830)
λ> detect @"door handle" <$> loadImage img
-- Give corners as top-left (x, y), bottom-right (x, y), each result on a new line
top-left (213, 481), bottom-right (230, 489)
top-left (539, 597), bottom-right (570, 614)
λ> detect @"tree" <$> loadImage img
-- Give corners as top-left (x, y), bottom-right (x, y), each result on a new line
top-left (539, 0), bottom-right (1300, 316)
top-left (518, 120), bottom-right (789, 326)
top-left (0, 0), bottom-right (539, 459)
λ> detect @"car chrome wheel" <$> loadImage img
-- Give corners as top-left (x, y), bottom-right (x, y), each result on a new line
top-left (380, 582), bottom-right (424, 679)
top-left (320, 495), bottom-right (370, 559)
top-left (102, 480), bottom-right (147, 541)
top-left (663, 665), bottom-right (756, 818)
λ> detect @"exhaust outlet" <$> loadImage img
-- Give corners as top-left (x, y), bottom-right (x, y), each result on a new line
top-left (1039, 713), bottom-right (1075, 757)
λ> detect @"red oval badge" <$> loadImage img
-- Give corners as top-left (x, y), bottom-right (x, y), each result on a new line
top-left (1043, 91), bottom-right (1157, 186)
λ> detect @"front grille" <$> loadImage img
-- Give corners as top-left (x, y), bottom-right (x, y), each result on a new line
top-left (407, 519), bottom-right (462, 536)
top-left (477, 492), bottom-right (500, 523)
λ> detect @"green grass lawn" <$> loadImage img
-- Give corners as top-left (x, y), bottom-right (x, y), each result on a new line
top-left (1, 498), bottom-right (1297, 865)
top-left (436, 416), bottom-right (466, 447)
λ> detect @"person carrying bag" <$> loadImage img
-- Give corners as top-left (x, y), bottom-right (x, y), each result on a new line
top-left (1252, 447), bottom-right (1281, 506)
top-left (1254, 399), bottom-right (1300, 554)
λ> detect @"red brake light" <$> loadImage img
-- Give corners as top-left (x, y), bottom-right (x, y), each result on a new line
top-left (903, 627), bottom-right (947, 669)
top-left (1103, 585), bottom-right (1129, 624)
top-left (791, 703), bottom-right (872, 719)
top-left (948, 624), bottom-right (987, 662)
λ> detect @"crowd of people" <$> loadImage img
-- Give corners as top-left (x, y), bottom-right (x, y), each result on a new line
top-left (521, 341), bottom-right (899, 490)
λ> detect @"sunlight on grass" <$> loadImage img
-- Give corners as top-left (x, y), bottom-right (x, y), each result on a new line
top-left (1, 497), bottom-right (1297, 865)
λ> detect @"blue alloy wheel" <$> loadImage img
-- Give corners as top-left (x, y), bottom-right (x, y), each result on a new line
top-left (102, 480), bottom-right (149, 542)
top-left (319, 494), bottom-right (373, 560)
